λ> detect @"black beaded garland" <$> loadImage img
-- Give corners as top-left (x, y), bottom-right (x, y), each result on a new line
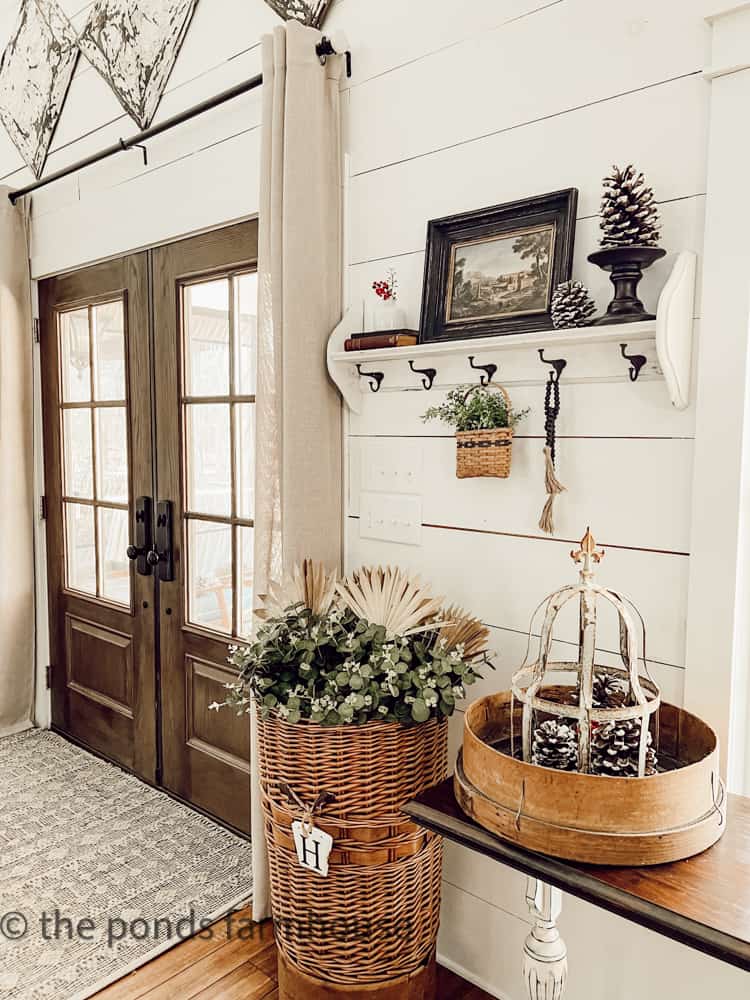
top-left (543, 374), bottom-right (561, 464)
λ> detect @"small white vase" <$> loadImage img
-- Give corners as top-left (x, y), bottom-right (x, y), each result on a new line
top-left (367, 298), bottom-right (407, 332)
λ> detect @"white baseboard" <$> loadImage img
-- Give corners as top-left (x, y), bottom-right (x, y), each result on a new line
top-left (437, 948), bottom-right (513, 1000)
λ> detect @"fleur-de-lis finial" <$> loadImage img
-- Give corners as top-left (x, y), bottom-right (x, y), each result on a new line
top-left (571, 527), bottom-right (604, 578)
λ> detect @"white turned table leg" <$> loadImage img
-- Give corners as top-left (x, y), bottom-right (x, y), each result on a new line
top-left (523, 878), bottom-right (568, 1000)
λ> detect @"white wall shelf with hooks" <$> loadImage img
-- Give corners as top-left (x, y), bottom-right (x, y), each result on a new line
top-left (328, 250), bottom-right (696, 414)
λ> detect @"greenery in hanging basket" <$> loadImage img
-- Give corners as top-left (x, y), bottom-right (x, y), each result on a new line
top-left (421, 384), bottom-right (529, 432)
top-left (213, 561), bottom-right (492, 727)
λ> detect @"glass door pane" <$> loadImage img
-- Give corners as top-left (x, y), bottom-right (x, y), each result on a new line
top-left (182, 273), bottom-right (256, 638)
top-left (58, 300), bottom-right (131, 607)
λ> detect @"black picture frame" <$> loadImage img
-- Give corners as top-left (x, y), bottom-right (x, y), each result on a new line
top-left (419, 188), bottom-right (578, 343)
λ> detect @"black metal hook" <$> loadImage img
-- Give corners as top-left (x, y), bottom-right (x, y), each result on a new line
top-left (408, 360), bottom-right (436, 390)
top-left (316, 36), bottom-right (353, 77)
top-left (538, 349), bottom-right (567, 382)
top-left (120, 137), bottom-right (148, 166)
top-left (468, 356), bottom-right (497, 386)
top-left (356, 364), bottom-right (384, 393)
top-left (620, 343), bottom-right (647, 382)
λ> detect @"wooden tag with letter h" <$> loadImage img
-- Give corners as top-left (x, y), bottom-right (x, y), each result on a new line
top-left (292, 820), bottom-right (333, 877)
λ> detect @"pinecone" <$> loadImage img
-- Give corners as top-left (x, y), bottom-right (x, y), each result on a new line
top-left (592, 674), bottom-right (630, 709)
top-left (531, 719), bottom-right (579, 772)
top-left (591, 719), bottom-right (657, 777)
top-left (599, 164), bottom-right (661, 248)
top-left (550, 281), bottom-right (596, 329)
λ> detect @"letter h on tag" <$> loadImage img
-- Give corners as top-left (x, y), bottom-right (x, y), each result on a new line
top-left (292, 821), bottom-right (334, 877)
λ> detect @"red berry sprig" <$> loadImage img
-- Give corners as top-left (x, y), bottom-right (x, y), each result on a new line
top-left (372, 270), bottom-right (398, 302)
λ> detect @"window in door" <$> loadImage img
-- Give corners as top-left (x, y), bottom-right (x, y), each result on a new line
top-left (181, 271), bottom-right (258, 638)
top-left (59, 299), bottom-right (131, 608)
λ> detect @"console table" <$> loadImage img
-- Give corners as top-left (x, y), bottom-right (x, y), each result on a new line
top-left (404, 779), bottom-right (750, 998)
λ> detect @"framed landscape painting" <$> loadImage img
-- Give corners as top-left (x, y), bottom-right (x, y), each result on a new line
top-left (419, 189), bottom-right (578, 342)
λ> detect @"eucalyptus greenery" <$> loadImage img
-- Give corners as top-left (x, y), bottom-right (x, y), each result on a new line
top-left (215, 563), bottom-right (492, 727)
top-left (422, 384), bottom-right (529, 432)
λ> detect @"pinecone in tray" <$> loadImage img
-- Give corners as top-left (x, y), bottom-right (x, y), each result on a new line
top-left (592, 673), bottom-right (630, 709)
top-left (531, 719), bottom-right (579, 772)
top-left (550, 280), bottom-right (596, 329)
top-left (599, 164), bottom-right (661, 248)
top-left (591, 719), bottom-right (657, 777)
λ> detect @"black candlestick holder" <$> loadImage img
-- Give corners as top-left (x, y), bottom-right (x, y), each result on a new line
top-left (587, 245), bottom-right (666, 325)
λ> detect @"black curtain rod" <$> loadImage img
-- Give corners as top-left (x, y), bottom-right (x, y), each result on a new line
top-left (7, 37), bottom-right (349, 205)
top-left (7, 73), bottom-right (262, 204)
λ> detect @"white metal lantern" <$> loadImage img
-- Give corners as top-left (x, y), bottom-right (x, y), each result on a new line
top-left (511, 528), bottom-right (661, 776)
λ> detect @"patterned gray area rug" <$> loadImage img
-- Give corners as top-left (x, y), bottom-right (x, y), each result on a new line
top-left (0, 729), bottom-right (253, 1000)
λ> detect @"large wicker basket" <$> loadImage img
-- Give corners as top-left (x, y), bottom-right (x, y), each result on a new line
top-left (257, 714), bottom-right (448, 989)
top-left (455, 384), bottom-right (514, 479)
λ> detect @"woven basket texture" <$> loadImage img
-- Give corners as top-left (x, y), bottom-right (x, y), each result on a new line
top-left (455, 384), bottom-right (514, 479)
top-left (257, 715), bottom-right (448, 827)
top-left (268, 834), bottom-right (443, 985)
top-left (258, 714), bottom-right (448, 984)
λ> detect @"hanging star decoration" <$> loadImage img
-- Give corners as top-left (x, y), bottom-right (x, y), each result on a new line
top-left (76, 0), bottom-right (200, 131)
top-left (0, 0), bottom-right (79, 179)
top-left (262, 0), bottom-right (332, 28)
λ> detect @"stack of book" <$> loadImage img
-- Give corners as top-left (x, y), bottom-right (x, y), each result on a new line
top-left (343, 329), bottom-right (419, 351)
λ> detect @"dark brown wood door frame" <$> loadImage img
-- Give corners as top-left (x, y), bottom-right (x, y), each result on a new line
top-left (40, 254), bottom-right (157, 781)
top-left (153, 222), bottom-right (258, 834)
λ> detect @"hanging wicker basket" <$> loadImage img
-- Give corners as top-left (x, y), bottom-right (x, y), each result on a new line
top-left (455, 383), bottom-right (514, 479)
top-left (257, 713), bottom-right (447, 991)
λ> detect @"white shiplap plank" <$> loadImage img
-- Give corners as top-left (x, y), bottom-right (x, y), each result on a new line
top-left (165, 0), bottom-right (274, 92)
top-left (348, 376), bottom-right (696, 439)
top-left (328, 0), bottom-right (558, 90)
top-left (346, 520), bottom-right (688, 667)
top-left (347, 0), bottom-right (707, 175)
top-left (349, 436), bottom-right (694, 552)
top-left (349, 74), bottom-right (707, 262)
top-left (31, 128), bottom-right (260, 277)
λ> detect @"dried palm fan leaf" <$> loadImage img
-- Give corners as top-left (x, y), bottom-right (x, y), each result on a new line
top-left (255, 559), bottom-right (338, 619)
top-left (337, 565), bottom-right (445, 637)
top-left (437, 605), bottom-right (491, 662)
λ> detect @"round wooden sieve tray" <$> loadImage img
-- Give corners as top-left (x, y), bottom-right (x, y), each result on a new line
top-left (455, 689), bottom-right (726, 866)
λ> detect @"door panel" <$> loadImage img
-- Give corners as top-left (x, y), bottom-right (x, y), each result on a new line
top-left (40, 256), bottom-right (157, 780)
top-left (153, 222), bottom-right (257, 834)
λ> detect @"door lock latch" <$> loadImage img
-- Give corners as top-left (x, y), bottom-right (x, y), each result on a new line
top-left (126, 496), bottom-right (153, 576)
top-left (148, 500), bottom-right (174, 582)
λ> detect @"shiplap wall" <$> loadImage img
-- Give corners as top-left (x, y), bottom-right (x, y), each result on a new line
top-left (2, 0), bottom-right (746, 996)
top-left (341, 2), bottom-right (741, 997)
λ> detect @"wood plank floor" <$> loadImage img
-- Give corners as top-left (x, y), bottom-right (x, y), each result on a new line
top-left (93, 907), bottom-right (493, 999)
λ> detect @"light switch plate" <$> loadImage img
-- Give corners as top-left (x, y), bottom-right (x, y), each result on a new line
top-left (361, 439), bottom-right (424, 494)
top-left (359, 492), bottom-right (422, 546)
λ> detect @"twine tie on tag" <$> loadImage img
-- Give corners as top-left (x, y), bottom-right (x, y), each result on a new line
top-left (278, 782), bottom-right (335, 837)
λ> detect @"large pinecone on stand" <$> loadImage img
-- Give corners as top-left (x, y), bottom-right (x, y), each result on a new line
top-left (599, 164), bottom-right (661, 248)
top-left (551, 281), bottom-right (596, 329)
top-left (591, 719), bottom-right (657, 777)
top-left (531, 719), bottom-right (578, 771)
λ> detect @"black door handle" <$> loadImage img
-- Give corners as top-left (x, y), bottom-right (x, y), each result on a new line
top-left (127, 497), bottom-right (153, 576)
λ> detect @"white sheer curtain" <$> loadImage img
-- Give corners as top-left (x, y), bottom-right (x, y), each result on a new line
top-left (0, 191), bottom-right (34, 737)
top-left (251, 22), bottom-right (344, 920)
